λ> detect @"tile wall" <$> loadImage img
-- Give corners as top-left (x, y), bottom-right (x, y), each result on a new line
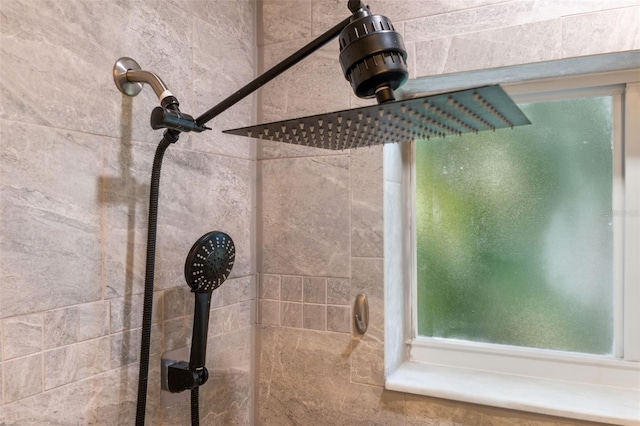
top-left (0, 0), bottom-right (256, 424)
top-left (256, 0), bottom-right (640, 425)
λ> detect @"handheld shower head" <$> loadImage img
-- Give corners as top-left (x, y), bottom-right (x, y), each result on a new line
top-left (339, 1), bottom-right (408, 104)
top-left (184, 231), bottom-right (235, 371)
top-left (184, 231), bottom-right (235, 293)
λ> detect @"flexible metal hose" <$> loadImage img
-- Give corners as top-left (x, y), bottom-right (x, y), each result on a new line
top-left (191, 387), bottom-right (200, 425)
top-left (135, 130), bottom-right (178, 426)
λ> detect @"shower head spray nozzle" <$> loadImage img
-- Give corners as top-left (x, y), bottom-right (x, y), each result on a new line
top-left (184, 231), bottom-right (235, 293)
top-left (339, 1), bottom-right (408, 104)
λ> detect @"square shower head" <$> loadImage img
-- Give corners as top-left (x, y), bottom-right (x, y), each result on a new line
top-left (223, 86), bottom-right (530, 150)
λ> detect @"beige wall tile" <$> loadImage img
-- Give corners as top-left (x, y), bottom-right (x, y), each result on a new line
top-left (351, 145), bottom-right (384, 257)
top-left (44, 337), bottom-right (110, 390)
top-left (4, 354), bottom-right (42, 403)
top-left (3, 314), bottom-right (42, 360)
top-left (326, 305), bottom-right (351, 333)
top-left (303, 277), bottom-right (326, 303)
top-left (302, 304), bottom-right (326, 330)
top-left (261, 156), bottom-right (350, 276)
top-left (562, 7), bottom-right (640, 58)
top-left (260, 274), bottom-right (281, 299)
top-left (281, 276), bottom-right (303, 301)
top-left (327, 278), bottom-right (350, 305)
top-left (0, 123), bottom-right (102, 318)
top-left (281, 302), bottom-right (303, 328)
top-left (262, 0), bottom-right (312, 45)
top-left (259, 299), bottom-right (280, 325)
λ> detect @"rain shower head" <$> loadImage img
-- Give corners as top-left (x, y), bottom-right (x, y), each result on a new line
top-left (224, 85), bottom-right (530, 150)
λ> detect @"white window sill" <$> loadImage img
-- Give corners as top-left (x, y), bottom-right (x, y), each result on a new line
top-left (386, 361), bottom-right (640, 425)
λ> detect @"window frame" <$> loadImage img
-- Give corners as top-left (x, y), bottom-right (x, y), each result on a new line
top-left (384, 68), bottom-right (640, 425)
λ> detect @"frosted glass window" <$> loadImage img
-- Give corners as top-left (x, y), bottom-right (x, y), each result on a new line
top-left (416, 96), bottom-right (614, 355)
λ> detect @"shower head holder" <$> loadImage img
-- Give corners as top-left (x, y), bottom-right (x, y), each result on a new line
top-left (113, 57), bottom-right (210, 133)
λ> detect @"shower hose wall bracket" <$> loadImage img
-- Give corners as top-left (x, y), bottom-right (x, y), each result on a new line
top-left (167, 362), bottom-right (208, 393)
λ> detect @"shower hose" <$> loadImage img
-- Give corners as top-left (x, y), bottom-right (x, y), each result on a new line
top-left (134, 130), bottom-right (201, 426)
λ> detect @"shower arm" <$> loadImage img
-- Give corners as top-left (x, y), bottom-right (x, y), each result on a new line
top-left (194, 14), bottom-right (353, 128)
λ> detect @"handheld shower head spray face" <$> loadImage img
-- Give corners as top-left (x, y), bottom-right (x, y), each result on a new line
top-left (339, 3), bottom-right (408, 104)
top-left (184, 231), bottom-right (235, 293)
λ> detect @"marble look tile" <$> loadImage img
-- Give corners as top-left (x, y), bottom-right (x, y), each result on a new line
top-left (281, 275), bottom-right (303, 301)
top-left (351, 145), bottom-right (384, 257)
top-left (164, 316), bottom-right (189, 352)
top-left (311, 0), bottom-right (515, 37)
top-left (258, 326), bottom-right (404, 425)
top-left (186, 14), bottom-right (256, 159)
top-left (327, 278), bottom-right (350, 305)
top-left (221, 301), bottom-right (254, 334)
top-left (302, 304), bottom-right (326, 330)
top-left (562, 7), bottom-right (640, 58)
top-left (303, 277), bottom-right (326, 303)
top-left (405, 1), bottom-right (539, 43)
top-left (78, 301), bottom-right (110, 341)
top-left (44, 337), bottom-right (110, 390)
top-left (198, 369), bottom-right (252, 426)
top-left (281, 302), bottom-right (303, 328)
top-left (261, 156), bottom-right (350, 276)
top-left (183, 0), bottom-right (255, 43)
top-left (207, 325), bottom-right (253, 371)
top-left (237, 275), bottom-right (256, 302)
top-left (351, 332), bottom-right (385, 386)
top-left (110, 292), bottom-right (163, 333)
top-left (0, 122), bottom-right (102, 318)
top-left (260, 274), bottom-right (281, 299)
top-left (259, 299), bottom-right (280, 325)
top-left (416, 20), bottom-right (562, 77)
top-left (210, 306), bottom-right (229, 337)
top-left (0, 0), bottom-right (193, 144)
top-left (110, 329), bottom-right (140, 368)
top-left (262, 0), bottom-right (312, 45)
top-left (326, 305), bottom-right (350, 333)
top-left (4, 353), bottom-right (42, 403)
top-left (151, 323), bottom-right (164, 357)
top-left (221, 279), bottom-right (241, 306)
top-left (3, 313), bottom-right (42, 359)
top-left (211, 285), bottom-right (226, 310)
top-left (0, 362), bottom-right (142, 425)
top-left (43, 307), bottom-right (79, 350)
top-left (164, 287), bottom-right (188, 320)
top-left (102, 138), bottom-right (154, 299)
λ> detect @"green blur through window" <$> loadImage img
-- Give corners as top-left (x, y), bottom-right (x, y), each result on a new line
top-left (416, 95), bottom-right (614, 355)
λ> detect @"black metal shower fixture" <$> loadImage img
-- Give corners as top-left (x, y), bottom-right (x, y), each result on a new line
top-left (113, 0), bottom-right (530, 148)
